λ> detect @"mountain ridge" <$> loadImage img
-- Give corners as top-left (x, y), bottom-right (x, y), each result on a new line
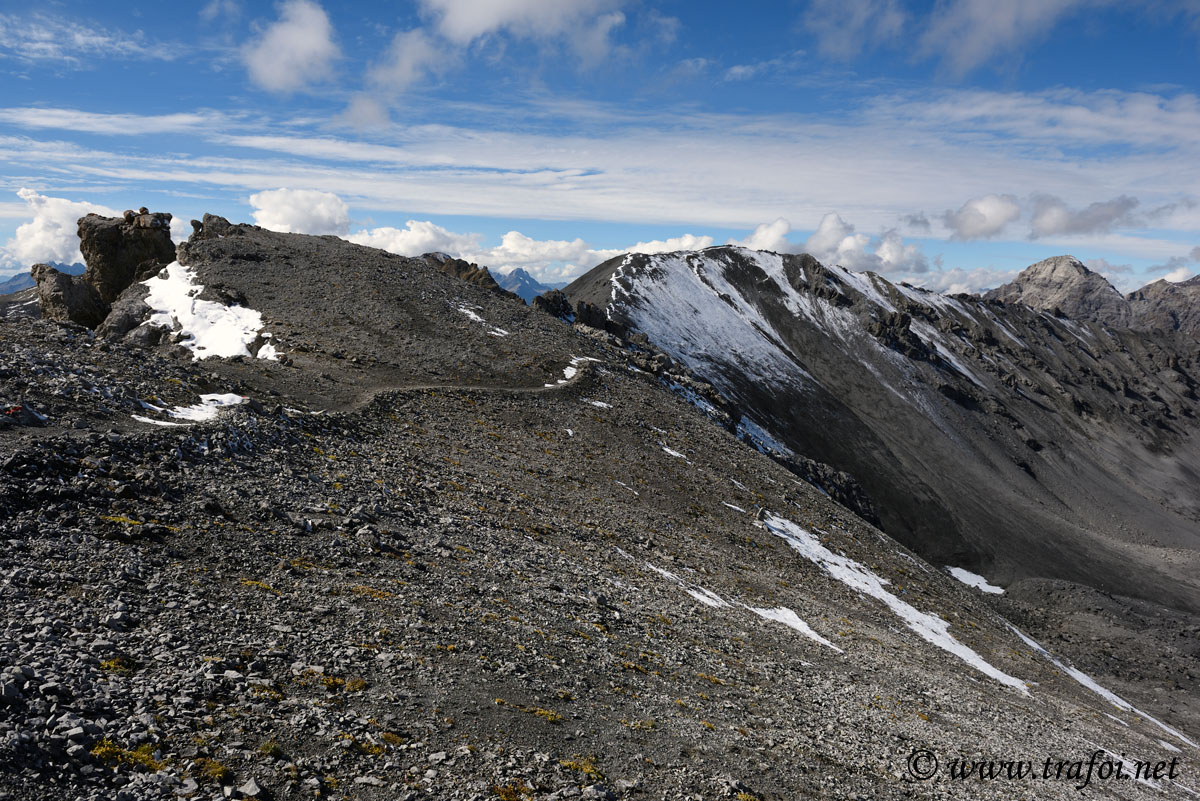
top-left (563, 245), bottom-right (1200, 613)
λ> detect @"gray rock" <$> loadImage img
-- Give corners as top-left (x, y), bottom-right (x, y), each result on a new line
top-left (97, 283), bottom-right (153, 341)
top-left (31, 263), bottom-right (109, 329)
top-left (77, 210), bottom-right (175, 304)
top-left (236, 778), bottom-right (263, 796)
top-left (1127, 274), bottom-right (1200, 333)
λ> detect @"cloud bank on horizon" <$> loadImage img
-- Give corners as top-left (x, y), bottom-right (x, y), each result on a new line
top-left (0, 0), bottom-right (1198, 293)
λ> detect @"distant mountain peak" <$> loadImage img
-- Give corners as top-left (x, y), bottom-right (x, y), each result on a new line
top-left (984, 254), bottom-right (1128, 326)
top-left (496, 267), bottom-right (561, 303)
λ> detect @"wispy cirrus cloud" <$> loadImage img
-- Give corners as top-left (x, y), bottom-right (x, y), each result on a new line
top-left (0, 108), bottom-right (231, 136)
top-left (0, 13), bottom-right (179, 65)
top-left (418, 0), bottom-right (627, 49)
top-left (803, 0), bottom-right (906, 60)
top-left (800, 0), bottom-right (1194, 79)
top-left (917, 0), bottom-right (1102, 76)
top-left (864, 86), bottom-right (1200, 153)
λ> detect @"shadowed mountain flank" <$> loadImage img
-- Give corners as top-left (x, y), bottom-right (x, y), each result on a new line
top-left (565, 246), bottom-right (1200, 613)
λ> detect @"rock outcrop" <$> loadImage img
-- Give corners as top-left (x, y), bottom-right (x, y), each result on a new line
top-left (983, 255), bottom-right (1131, 327)
top-left (77, 208), bottom-right (176, 303)
top-left (532, 289), bottom-right (573, 320)
top-left (420, 252), bottom-right (520, 301)
top-left (29, 263), bottom-right (108, 328)
top-left (1128, 275), bottom-right (1200, 334)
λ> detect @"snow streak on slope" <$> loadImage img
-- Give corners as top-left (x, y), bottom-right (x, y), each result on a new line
top-left (456, 304), bottom-right (509, 337)
top-left (143, 262), bottom-right (277, 360)
top-left (747, 606), bottom-right (844, 653)
top-left (1010, 625), bottom-right (1197, 748)
top-left (604, 247), bottom-right (999, 407)
top-left (762, 513), bottom-right (1028, 692)
top-left (639, 554), bottom-right (842, 653)
top-left (646, 563), bottom-right (729, 608)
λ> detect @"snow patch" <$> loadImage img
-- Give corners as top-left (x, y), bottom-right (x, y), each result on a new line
top-left (737, 416), bottom-right (793, 457)
top-left (946, 566), bottom-right (1004, 594)
top-left (546, 356), bottom-right (599, 387)
top-left (455, 304), bottom-right (509, 336)
top-left (646, 563), bottom-right (728, 608)
top-left (132, 393), bottom-right (247, 426)
top-left (143, 262), bottom-right (276, 360)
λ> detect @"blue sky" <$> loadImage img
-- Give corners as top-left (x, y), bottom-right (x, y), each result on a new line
top-left (1, 0), bottom-right (1199, 292)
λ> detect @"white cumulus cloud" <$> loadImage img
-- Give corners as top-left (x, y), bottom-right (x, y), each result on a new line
top-left (730, 218), bottom-right (795, 252)
top-left (169, 216), bottom-right (193, 245)
top-left (914, 266), bottom-right (1020, 295)
top-left (802, 212), bottom-right (928, 275)
top-left (942, 194), bottom-right (1021, 240)
top-left (1, 188), bottom-right (119, 270)
top-left (367, 29), bottom-right (444, 95)
top-left (874, 229), bottom-right (929, 274)
top-left (345, 219), bottom-right (483, 256)
top-left (242, 0), bottom-right (339, 93)
top-left (624, 234), bottom-right (714, 254)
top-left (249, 188), bottom-right (350, 235)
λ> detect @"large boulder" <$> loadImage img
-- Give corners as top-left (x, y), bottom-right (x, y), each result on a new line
top-left (78, 209), bottom-right (176, 303)
top-left (30, 263), bottom-right (108, 328)
top-left (95, 283), bottom-right (153, 341)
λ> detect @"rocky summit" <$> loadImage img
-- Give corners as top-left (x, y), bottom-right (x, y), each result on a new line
top-left (0, 218), bottom-right (1198, 801)
top-left (987, 255), bottom-right (1200, 335)
top-left (983, 255), bottom-right (1132, 328)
